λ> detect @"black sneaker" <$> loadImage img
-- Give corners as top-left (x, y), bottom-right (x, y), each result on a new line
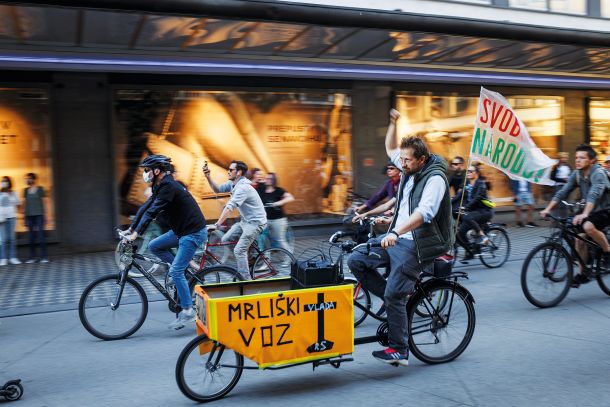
top-left (601, 252), bottom-right (610, 271)
top-left (460, 251), bottom-right (475, 264)
top-left (516, 222), bottom-right (525, 228)
top-left (372, 348), bottom-right (409, 366)
top-left (571, 273), bottom-right (591, 288)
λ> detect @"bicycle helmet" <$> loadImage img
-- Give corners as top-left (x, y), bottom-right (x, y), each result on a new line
top-left (138, 154), bottom-right (172, 171)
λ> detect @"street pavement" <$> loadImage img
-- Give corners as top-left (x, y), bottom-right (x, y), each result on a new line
top-left (2, 240), bottom-right (610, 406)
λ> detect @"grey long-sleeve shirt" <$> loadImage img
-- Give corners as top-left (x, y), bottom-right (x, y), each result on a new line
top-left (552, 164), bottom-right (610, 211)
top-left (219, 177), bottom-right (267, 225)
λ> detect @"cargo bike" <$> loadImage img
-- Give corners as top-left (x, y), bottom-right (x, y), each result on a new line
top-left (175, 243), bottom-right (476, 403)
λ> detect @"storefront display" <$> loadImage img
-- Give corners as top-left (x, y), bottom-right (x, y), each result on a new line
top-left (588, 98), bottom-right (610, 158)
top-left (0, 88), bottom-right (55, 232)
top-left (114, 90), bottom-right (352, 222)
top-left (396, 92), bottom-right (563, 205)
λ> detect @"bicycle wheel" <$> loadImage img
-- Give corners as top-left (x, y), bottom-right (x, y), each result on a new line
top-left (596, 261), bottom-right (610, 296)
top-left (190, 265), bottom-right (244, 288)
top-left (408, 282), bottom-right (475, 364)
top-left (479, 227), bottom-right (510, 268)
top-left (251, 248), bottom-right (295, 279)
top-left (79, 274), bottom-right (148, 340)
top-left (344, 277), bottom-right (371, 327)
top-left (521, 242), bottom-right (573, 308)
top-left (176, 335), bottom-right (244, 403)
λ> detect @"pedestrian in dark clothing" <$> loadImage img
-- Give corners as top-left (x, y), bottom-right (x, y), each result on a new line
top-left (23, 172), bottom-right (48, 263)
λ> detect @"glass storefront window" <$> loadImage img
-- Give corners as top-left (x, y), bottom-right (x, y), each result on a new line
top-left (588, 98), bottom-right (610, 159)
top-left (603, 0), bottom-right (610, 17)
top-left (396, 92), bottom-right (564, 205)
top-left (549, 0), bottom-right (586, 14)
top-left (0, 88), bottom-right (55, 232)
top-left (114, 90), bottom-right (352, 222)
top-left (509, 0), bottom-right (547, 11)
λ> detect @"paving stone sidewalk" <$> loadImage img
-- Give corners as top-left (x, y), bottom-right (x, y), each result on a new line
top-left (0, 225), bottom-right (549, 317)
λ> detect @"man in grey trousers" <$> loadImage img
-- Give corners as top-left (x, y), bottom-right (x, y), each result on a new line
top-left (203, 160), bottom-right (267, 280)
top-left (348, 109), bottom-right (453, 366)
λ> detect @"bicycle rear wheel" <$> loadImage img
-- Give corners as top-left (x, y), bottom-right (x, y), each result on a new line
top-left (521, 242), bottom-right (572, 308)
top-left (479, 227), bottom-right (510, 268)
top-left (408, 282), bottom-right (475, 364)
top-left (176, 335), bottom-right (244, 403)
top-left (79, 274), bottom-right (148, 340)
top-left (251, 248), bottom-right (295, 279)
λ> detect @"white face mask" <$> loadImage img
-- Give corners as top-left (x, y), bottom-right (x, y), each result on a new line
top-left (143, 170), bottom-right (154, 183)
top-left (1, 182), bottom-right (8, 189)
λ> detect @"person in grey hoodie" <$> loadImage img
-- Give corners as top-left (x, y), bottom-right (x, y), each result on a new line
top-left (541, 144), bottom-right (610, 286)
top-left (203, 160), bottom-right (267, 280)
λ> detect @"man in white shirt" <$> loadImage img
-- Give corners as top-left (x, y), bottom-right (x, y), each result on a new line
top-left (348, 109), bottom-right (453, 366)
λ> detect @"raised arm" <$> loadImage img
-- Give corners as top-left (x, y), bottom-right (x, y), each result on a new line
top-left (202, 161), bottom-right (221, 193)
top-left (385, 109), bottom-right (401, 157)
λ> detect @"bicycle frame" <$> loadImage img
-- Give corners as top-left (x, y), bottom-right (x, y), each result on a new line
top-left (548, 217), bottom-right (604, 272)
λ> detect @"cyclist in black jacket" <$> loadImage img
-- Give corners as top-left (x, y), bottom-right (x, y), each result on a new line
top-left (122, 155), bottom-right (207, 330)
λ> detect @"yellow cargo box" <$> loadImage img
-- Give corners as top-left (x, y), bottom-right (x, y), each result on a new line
top-left (194, 278), bottom-right (354, 368)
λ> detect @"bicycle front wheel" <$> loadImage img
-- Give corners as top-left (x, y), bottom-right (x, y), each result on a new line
top-left (176, 335), bottom-right (244, 403)
top-left (79, 274), bottom-right (148, 340)
top-left (479, 227), bottom-right (510, 268)
top-left (596, 263), bottom-right (610, 296)
top-left (408, 282), bottom-right (475, 364)
top-left (521, 242), bottom-right (573, 308)
top-left (344, 277), bottom-right (371, 327)
top-left (251, 248), bottom-right (295, 279)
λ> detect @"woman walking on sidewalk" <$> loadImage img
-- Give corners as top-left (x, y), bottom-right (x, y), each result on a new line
top-left (0, 176), bottom-right (21, 266)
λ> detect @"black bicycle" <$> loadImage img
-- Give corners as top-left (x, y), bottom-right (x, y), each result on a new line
top-left (521, 205), bottom-right (610, 308)
top-left (451, 216), bottom-right (511, 268)
top-left (79, 232), bottom-right (242, 340)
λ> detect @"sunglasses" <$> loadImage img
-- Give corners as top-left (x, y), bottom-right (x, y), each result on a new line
top-left (450, 162), bottom-right (461, 166)
top-left (228, 168), bottom-right (237, 173)
top-left (466, 169), bottom-right (476, 173)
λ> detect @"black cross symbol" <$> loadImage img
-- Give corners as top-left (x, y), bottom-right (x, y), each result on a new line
top-left (305, 292), bottom-right (337, 353)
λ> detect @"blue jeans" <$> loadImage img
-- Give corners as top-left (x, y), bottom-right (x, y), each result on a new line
top-left (149, 227), bottom-right (207, 309)
top-left (0, 217), bottom-right (18, 260)
top-left (25, 215), bottom-right (47, 259)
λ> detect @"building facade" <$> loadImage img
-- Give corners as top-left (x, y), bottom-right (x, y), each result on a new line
top-left (0, 0), bottom-right (608, 252)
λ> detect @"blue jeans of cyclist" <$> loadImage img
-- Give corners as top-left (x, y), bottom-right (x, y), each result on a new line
top-left (149, 227), bottom-right (207, 309)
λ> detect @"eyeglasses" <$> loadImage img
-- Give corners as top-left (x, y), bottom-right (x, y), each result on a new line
top-left (228, 168), bottom-right (237, 173)
top-left (466, 169), bottom-right (475, 173)
top-left (450, 162), bottom-right (461, 166)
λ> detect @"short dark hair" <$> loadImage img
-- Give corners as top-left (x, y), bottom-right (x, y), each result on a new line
top-left (1, 176), bottom-right (12, 192)
top-left (575, 144), bottom-right (596, 160)
top-left (26, 172), bottom-right (37, 180)
top-left (267, 172), bottom-right (278, 187)
top-left (453, 156), bottom-right (464, 164)
top-left (231, 160), bottom-right (248, 176)
top-left (400, 136), bottom-right (430, 160)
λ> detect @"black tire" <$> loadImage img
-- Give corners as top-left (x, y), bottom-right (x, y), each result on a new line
top-left (176, 335), bottom-right (244, 403)
top-left (479, 227), bottom-right (511, 268)
top-left (408, 281), bottom-right (476, 364)
top-left (251, 248), bottom-right (295, 279)
top-left (521, 242), bottom-right (573, 308)
top-left (189, 265), bottom-right (244, 290)
top-left (344, 277), bottom-right (371, 327)
top-left (79, 274), bottom-right (148, 340)
top-left (3, 382), bottom-right (23, 401)
top-left (596, 264), bottom-right (610, 296)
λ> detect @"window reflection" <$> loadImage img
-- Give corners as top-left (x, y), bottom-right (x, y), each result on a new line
top-left (396, 93), bottom-right (564, 205)
top-left (114, 90), bottom-right (352, 222)
top-left (589, 98), bottom-right (610, 158)
top-left (0, 88), bottom-right (54, 232)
